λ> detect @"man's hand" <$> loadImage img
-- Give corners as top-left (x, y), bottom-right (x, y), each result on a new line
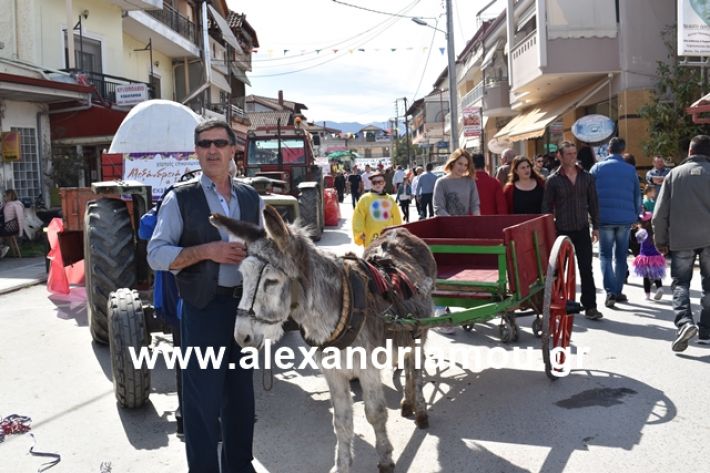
top-left (657, 245), bottom-right (669, 256)
top-left (208, 241), bottom-right (247, 264)
top-left (653, 176), bottom-right (664, 184)
top-left (591, 229), bottom-right (599, 243)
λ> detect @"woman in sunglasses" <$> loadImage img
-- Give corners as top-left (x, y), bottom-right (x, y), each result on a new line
top-left (352, 171), bottom-right (402, 247)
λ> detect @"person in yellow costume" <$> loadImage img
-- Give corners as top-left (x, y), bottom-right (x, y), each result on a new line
top-left (352, 171), bottom-right (402, 246)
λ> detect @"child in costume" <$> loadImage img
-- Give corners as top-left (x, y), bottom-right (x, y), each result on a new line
top-left (632, 211), bottom-right (666, 300)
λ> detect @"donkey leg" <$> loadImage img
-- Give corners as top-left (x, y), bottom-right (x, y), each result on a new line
top-left (323, 370), bottom-right (354, 473)
top-left (400, 351), bottom-right (415, 418)
top-left (406, 351), bottom-right (429, 429)
top-left (359, 369), bottom-right (395, 473)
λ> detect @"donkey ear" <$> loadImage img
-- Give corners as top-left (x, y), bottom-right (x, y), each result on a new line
top-left (263, 205), bottom-right (291, 250)
top-left (209, 213), bottom-right (266, 243)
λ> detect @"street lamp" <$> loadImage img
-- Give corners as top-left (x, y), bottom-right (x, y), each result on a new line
top-left (73, 9), bottom-right (89, 71)
top-left (412, 0), bottom-right (459, 151)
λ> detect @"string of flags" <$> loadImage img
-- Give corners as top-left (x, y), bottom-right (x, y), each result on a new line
top-left (254, 47), bottom-right (447, 57)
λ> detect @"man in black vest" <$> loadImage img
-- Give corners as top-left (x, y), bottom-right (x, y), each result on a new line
top-left (148, 119), bottom-right (262, 472)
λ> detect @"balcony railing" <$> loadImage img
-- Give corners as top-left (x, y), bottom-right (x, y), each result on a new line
top-left (461, 81), bottom-right (485, 109)
top-left (146, 4), bottom-right (199, 45)
top-left (62, 69), bottom-right (154, 104)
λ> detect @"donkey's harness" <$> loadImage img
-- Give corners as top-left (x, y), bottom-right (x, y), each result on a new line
top-left (318, 254), bottom-right (419, 349)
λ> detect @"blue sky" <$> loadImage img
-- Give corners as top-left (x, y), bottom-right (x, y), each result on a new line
top-left (227, 0), bottom-right (503, 124)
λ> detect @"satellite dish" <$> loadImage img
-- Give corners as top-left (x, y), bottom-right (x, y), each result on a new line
top-left (487, 138), bottom-right (511, 154)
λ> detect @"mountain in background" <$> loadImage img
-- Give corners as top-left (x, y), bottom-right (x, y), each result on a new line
top-left (320, 121), bottom-right (403, 134)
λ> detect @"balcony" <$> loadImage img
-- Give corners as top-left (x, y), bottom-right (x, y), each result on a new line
top-left (108, 0), bottom-right (162, 10)
top-left (461, 81), bottom-right (485, 109)
top-left (123, 6), bottom-right (201, 58)
top-left (482, 80), bottom-right (510, 117)
top-left (63, 70), bottom-right (154, 105)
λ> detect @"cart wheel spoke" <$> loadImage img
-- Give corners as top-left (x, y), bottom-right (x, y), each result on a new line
top-left (542, 236), bottom-right (576, 380)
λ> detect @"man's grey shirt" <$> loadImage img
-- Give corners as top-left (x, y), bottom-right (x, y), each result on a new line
top-left (147, 174), bottom-right (264, 287)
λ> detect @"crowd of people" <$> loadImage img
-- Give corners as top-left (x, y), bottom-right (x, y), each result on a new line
top-left (343, 136), bottom-right (709, 351)
top-left (0, 117), bottom-right (690, 472)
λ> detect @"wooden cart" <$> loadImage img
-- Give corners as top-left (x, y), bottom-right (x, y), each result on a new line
top-left (389, 215), bottom-right (580, 379)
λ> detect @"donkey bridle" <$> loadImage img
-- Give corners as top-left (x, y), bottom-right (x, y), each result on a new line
top-left (236, 255), bottom-right (288, 326)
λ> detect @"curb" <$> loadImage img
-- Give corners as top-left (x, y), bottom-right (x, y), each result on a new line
top-left (0, 277), bottom-right (46, 296)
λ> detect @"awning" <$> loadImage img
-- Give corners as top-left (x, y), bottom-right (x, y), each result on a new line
top-left (481, 40), bottom-right (501, 70)
top-left (50, 104), bottom-right (128, 142)
top-left (230, 64), bottom-right (251, 86)
top-left (0, 72), bottom-right (92, 104)
top-left (495, 79), bottom-right (609, 142)
top-left (208, 5), bottom-right (243, 54)
top-left (210, 71), bottom-right (231, 93)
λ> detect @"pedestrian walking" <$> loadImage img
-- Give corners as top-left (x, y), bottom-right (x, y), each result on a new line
top-left (642, 185), bottom-right (657, 212)
top-left (542, 140), bottom-right (603, 320)
top-left (347, 166), bottom-right (364, 208)
top-left (415, 163), bottom-right (439, 219)
top-left (503, 155), bottom-right (545, 214)
top-left (590, 137), bottom-right (642, 308)
top-left (334, 172), bottom-right (346, 203)
top-left (652, 134), bottom-right (710, 351)
top-left (433, 148), bottom-right (480, 217)
top-left (473, 153), bottom-right (507, 215)
top-left (495, 148), bottom-right (516, 185)
top-left (632, 211), bottom-right (665, 300)
top-left (395, 174), bottom-right (413, 222)
top-left (646, 155), bottom-right (670, 192)
top-left (534, 155), bottom-right (550, 178)
top-left (147, 119), bottom-right (262, 472)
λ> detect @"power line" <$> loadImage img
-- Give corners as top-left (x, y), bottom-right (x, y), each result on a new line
top-left (253, 0), bottom-right (424, 64)
top-left (410, 18), bottom-right (439, 102)
top-left (251, 0), bottom-right (433, 76)
top-left (331, 0), bottom-right (434, 20)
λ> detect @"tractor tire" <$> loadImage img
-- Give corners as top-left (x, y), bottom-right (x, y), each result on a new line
top-left (84, 198), bottom-right (136, 344)
top-left (299, 186), bottom-right (323, 241)
top-left (108, 288), bottom-right (150, 408)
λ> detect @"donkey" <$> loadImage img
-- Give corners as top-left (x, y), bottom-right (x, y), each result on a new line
top-left (210, 206), bottom-right (437, 473)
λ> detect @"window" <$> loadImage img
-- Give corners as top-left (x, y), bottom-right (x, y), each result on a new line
top-left (247, 138), bottom-right (306, 165)
top-left (150, 74), bottom-right (161, 99)
top-left (11, 128), bottom-right (40, 200)
top-left (364, 148), bottom-right (372, 158)
top-left (64, 32), bottom-right (102, 73)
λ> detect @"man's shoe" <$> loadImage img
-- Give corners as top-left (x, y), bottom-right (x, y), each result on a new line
top-left (672, 324), bottom-right (698, 352)
top-left (605, 294), bottom-right (616, 308)
top-left (698, 331), bottom-right (710, 345)
top-left (654, 287), bottom-right (664, 300)
top-left (615, 293), bottom-right (628, 303)
top-left (585, 308), bottom-right (603, 320)
top-left (0, 246), bottom-right (9, 259)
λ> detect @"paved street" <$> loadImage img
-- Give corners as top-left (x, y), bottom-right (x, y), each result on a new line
top-left (1, 202), bottom-right (708, 473)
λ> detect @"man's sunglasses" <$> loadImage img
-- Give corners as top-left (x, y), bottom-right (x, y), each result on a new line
top-left (196, 139), bottom-right (232, 148)
top-left (371, 179), bottom-right (385, 185)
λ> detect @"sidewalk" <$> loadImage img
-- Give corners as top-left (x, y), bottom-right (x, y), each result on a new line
top-left (0, 256), bottom-right (46, 295)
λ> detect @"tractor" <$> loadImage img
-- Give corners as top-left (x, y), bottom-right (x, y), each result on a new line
top-left (80, 99), bottom-right (298, 408)
top-left (244, 118), bottom-right (325, 240)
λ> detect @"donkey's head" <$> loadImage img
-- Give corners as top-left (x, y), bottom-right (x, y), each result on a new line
top-left (210, 206), bottom-right (307, 349)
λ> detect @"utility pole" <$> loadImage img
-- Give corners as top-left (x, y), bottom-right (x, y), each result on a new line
top-left (403, 97), bottom-right (412, 169)
top-left (446, 0), bottom-right (459, 150)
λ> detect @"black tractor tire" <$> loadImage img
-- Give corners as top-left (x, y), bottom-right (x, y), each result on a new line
top-left (108, 288), bottom-right (150, 408)
top-left (299, 186), bottom-right (323, 241)
top-left (84, 198), bottom-right (136, 344)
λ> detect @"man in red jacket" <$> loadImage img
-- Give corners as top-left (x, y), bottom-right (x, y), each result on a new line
top-left (473, 153), bottom-right (508, 215)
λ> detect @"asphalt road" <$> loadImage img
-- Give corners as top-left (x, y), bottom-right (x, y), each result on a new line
top-left (1, 201), bottom-right (708, 472)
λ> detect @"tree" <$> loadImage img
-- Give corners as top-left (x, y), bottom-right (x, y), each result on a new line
top-left (640, 27), bottom-right (707, 164)
top-left (392, 136), bottom-right (423, 167)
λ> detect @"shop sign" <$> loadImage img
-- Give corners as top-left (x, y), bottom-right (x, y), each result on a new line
top-left (116, 83), bottom-right (150, 106)
top-left (678, 0), bottom-right (710, 56)
top-left (572, 114), bottom-right (615, 143)
top-left (1, 132), bottom-right (20, 161)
